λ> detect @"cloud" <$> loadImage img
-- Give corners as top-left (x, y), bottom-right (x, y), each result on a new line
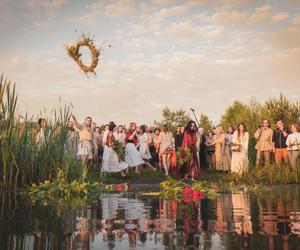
top-left (264, 27), bottom-right (300, 49)
top-left (291, 14), bottom-right (300, 26)
top-left (68, 0), bottom-right (135, 24)
top-left (270, 13), bottom-right (289, 23)
top-left (210, 5), bottom-right (273, 26)
top-left (23, 0), bottom-right (66, 16)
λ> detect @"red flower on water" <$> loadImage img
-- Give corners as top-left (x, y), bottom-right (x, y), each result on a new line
top-left (116, 184), bottom-right (124, 192)
top-left (183, 197), bottom-right (191, 203)
top-left (182, 187), bottom-right (192, 196)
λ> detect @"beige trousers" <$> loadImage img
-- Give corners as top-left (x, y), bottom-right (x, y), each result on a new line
top-left (288, 150), bottom-right (299, 169)
top-left (256, 150), bottom-right (271, 166)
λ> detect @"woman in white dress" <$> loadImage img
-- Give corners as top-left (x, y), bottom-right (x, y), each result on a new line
top-left (125, 122), bottom-right (144, 174)
top-left (101, 122), bottom-right (128, 175)
top-left (231, 123), bottom-right (249, 174)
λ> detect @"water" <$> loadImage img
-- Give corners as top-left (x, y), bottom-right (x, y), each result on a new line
top-left (1, 186), bottom-right (300, 250)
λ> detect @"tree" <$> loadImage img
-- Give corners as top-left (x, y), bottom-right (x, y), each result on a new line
top-left (154, 107), bottom-right (191, 134)
top-left (199, 113), bottom-right (214, 134)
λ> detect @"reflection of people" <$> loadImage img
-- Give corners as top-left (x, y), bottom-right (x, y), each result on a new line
top-left (231, 192), bottom-right (253, 236)
top-left (231, 123), bottom-right (249, 174)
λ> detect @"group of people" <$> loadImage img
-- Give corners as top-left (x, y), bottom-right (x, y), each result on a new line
top-left (203, 119), bottom-right (300, 174)
top-left (36, 115), bottom-right (300, 178)
top-left (64, 116), bottom-right (201, 181)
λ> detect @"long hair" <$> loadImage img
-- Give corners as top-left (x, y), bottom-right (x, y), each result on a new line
top-left (237, 123), bottom-right (247, 138)
top-left (162, 124), bottom-right (169, 133)
top-left (140, 125), bottom-right (146, 134)
top-left (184, 120), bottom-right (197, 135)
top-left (129, 122), bottom-right (136, 132)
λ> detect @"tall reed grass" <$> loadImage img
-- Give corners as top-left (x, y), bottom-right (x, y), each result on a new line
top-left (0, 75), bottom-right (82, 189)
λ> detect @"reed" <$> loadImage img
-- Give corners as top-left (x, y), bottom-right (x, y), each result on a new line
top-left (0, 75), bottom-right (81, 189)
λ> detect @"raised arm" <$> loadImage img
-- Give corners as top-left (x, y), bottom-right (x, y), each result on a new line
top-left (71, 115), bottom-right (84, 131)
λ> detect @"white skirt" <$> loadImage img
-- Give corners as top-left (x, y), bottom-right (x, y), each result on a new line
top-left (139, 143), bottom-right (152, 160)
top-left (231, 151), bottom-right (248, 174)
top-left (77, 140), bottom-right (93, 159)
top-left (125, 143), bottom-right (144, 167)
top-left (101, 145), bottom-right (128, 172)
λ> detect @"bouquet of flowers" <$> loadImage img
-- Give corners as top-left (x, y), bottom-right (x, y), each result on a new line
top-left (230, 143), bottom-right (242, 152)
top-left (176, 147), bottom-right (192, 166)
top-left (112, 139), bottom-right (126, 162)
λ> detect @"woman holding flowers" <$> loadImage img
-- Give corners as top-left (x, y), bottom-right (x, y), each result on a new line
top-left (231, 123), bottom-right (249, 174)
top-left (181, 120), bottom-right (201, 181)
top-left (101, 122), bottom-right (128, 175)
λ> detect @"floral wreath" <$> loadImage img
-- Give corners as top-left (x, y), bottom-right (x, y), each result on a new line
top-left (67, 34), bottom-right (100, 76)
top-left (176, 147), bottom-right (192, 166)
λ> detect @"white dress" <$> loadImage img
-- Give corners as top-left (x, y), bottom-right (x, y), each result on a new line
top-left (231, 131), bottom-right (249, 174)
top-left (138, 133), bottom-right (152, 160)
top-left (101, 131), bottom-right (128, 173)
top-left (125, 133), bottom-right (144, 167)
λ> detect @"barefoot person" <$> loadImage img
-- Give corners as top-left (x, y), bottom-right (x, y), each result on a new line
top-left (101, 122), bottom-right (128, 175)
top-left (71, 115), bottom-right (97, 167)
top-left (125, 122), bottom-right (144, 174)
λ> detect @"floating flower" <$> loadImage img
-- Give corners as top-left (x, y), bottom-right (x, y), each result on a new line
top-left (117, 184), bottom-right (124, 192)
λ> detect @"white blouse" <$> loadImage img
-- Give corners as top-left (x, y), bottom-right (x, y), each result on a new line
top-left (286, 132), bottom-right (300, 151)
top-left (232, 131), bottom-right (249, 152)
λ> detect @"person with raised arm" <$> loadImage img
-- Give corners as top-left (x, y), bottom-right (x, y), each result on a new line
top-left (71, 114), bottom-right (97, 167)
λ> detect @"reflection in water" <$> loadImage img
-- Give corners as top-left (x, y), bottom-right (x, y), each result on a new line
top-left (1, 187), bottom-right (300, 249)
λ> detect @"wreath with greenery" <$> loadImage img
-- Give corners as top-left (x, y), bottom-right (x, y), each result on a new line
top-left (112, 139), bottom-right (126, 162)
top-left (176, 147), bottom-right (191, 166)
top-left (67, 34), bottom-right (100, 75)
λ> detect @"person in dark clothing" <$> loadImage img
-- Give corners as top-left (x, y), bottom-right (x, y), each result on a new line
top-left (175, 125), bottom-right (184, 151)
top-left (272, 119), bottom-right (289, 165)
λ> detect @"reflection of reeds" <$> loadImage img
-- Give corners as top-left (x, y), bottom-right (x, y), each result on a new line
top-left (0, 75), bottom-right (81, 189)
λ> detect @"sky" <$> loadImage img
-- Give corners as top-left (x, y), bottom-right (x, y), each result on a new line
top-left (0, 0), bottom-right (300, 126)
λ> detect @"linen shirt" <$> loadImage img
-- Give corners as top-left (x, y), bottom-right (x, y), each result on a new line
top-left (286, 132), bottom-right (300, 151)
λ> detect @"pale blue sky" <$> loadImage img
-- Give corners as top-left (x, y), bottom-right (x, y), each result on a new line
top-left (0, 0), bottom-right (300, 125)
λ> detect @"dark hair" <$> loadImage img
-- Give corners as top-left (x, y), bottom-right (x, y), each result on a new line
top-left (227, 126), bottom-right (235, 134)
top-left (38, 118), bottom-right (45, 127)
top-left (184, 120), bottom-right (197, 135)
top-left (276, 119), bottom-right (284, 124)
top-left (140, 125), bottom-right (146, 134)
top-left (108, 122), bottom-right (116, 132)
top-left (291, 122), bottom-right (300, 132)
top-left (237, 123), bottom-right (247, 137)
top-left (154, 128), bottom-right (160, 134)
top-left (85, 116), bottom-right (92, 121)
top-left (162, 124), bottom-right (169, 133)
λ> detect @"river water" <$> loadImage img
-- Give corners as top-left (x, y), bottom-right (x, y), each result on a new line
top-left (1, 186), bottom-right (300, 249)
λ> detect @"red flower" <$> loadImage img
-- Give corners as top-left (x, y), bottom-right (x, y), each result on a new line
top-left (182, 187), bottom-right (192, 196)
top-left (183, 197), bottom-right (191, 203)
top-left (192, 190), bottom-right (199, 201)
top-left (191, 191), bottom-right (205, 202)
top-left (116, 185), bottom-right (124, 192)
